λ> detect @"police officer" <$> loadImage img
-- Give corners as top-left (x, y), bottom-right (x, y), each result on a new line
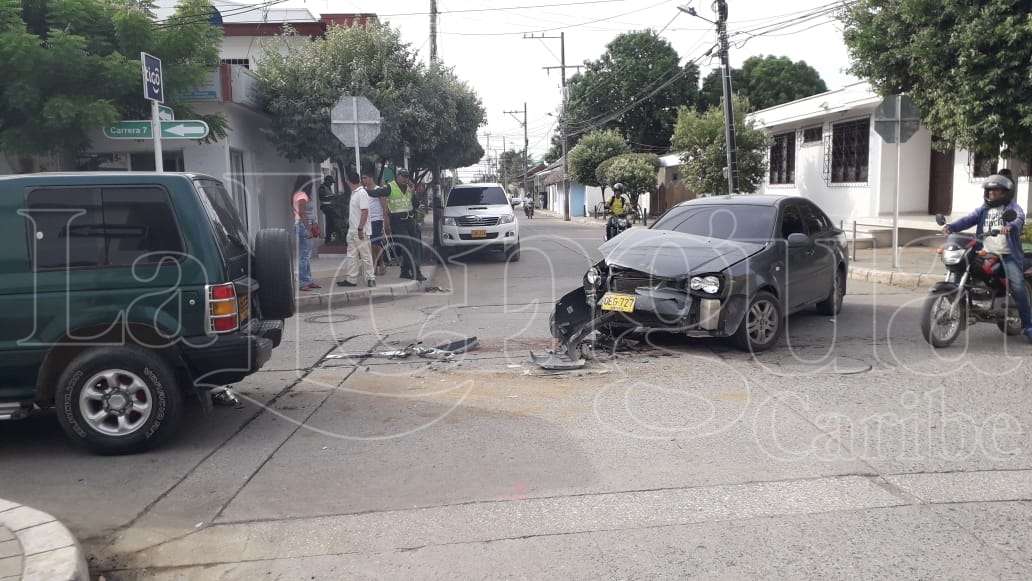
top-left (379, 168), bottom-right (425, 281)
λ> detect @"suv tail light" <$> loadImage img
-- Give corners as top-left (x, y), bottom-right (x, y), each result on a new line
top-left (206, 283), bottom-right (239, 334)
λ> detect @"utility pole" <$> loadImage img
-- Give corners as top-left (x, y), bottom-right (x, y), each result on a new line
top-left (504, 103), bottom-right (530, 200)
top-left (715, 0), bottom-right (738, 194)
top-left (526, 32), bottom-right (582, 221)
top-left (429, 0), bottom-right (438, 64)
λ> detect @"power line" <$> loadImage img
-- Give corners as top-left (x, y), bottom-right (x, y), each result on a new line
top-left (380, 0), bottom-right (630, 17)
top-left (438, 0), bottom-right (675, 36)
top-left (155, 0), bottom-right (289, 29)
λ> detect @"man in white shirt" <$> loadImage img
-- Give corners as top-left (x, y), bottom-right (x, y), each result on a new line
top-left (337, 171), bottom-right (376, 288)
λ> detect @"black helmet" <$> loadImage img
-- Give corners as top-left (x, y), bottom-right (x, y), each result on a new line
top-left (396, 168), bottom-right (411, 179)
top-left (612, 182), bottom-right (625, 193)
top-left (983, 174), bottom-right (1015, 207)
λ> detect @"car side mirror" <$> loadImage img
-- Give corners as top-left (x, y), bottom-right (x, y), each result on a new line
top-left (935, 214), bottom-right (947, 226)
top-left (787, 233), bottom-right (810, 247)
top-left (1003, 209), bottom-right (1018, 222)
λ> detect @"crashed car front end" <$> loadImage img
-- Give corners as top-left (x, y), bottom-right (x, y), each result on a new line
top-left (552, 263), bottom-right (750, 351)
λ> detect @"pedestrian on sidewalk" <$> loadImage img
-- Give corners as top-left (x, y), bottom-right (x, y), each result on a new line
top-left (364, 170), bottom-right (389, 276)
top-left (293, 175), bottom-right (321, 291)
top-left (374, 168), bottom-right (425, 281)
top-left (337, 170), bottom-right (376, 288)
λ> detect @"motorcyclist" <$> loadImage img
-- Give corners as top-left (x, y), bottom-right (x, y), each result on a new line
top-left (318, 174), bottom-right (342, 243)
top-left (606, 183), bottom-right (630, 240)
top-left (943, 174), bottom-right (1032, 342)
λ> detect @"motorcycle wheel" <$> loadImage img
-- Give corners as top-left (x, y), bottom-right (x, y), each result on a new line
top-left (921, 292), bottom-right (967, 348)
top-left (996, 282), bottom-right (1031, 336)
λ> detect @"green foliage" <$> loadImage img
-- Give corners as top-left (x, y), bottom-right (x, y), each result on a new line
top-left (568, 129), bottom-right (630, 189)
top-left (0, 0), bottom-right (224, 161)
top-left (842, 0), bottom-right (1032, 158)
top-left (498, 149), bottom-right (530, 189)
top-left (698, 56), bottom-right (827, 112)
top-left (595, 152), bottom-right (659, 196)
top-left (671, 96), bottom-right (769, 195)
top-left (256, 23), bottom-right (485, 175)
top-left (563, 30), bottom-right (699, 152)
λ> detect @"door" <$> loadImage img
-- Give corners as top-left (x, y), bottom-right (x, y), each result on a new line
top-left (800, 201), bottom-right (838, 303)
top-left (929, 148), bottom-right (955, 215)
top-left (778, 204), bottom-right (813, 309)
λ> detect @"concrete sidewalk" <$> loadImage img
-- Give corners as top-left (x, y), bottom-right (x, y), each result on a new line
top-left (0, 499), bottom-right (87, 580)
top-left (848, 246), bottom-right (945, 289)
top-left (296, 255), bottom-right (436, 312)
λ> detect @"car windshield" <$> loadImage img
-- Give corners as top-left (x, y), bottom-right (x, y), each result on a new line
top-left (652, 204), bottom-right (775, 243)
top-left (447, 187), bottom-right (508, 207)
top-left (194, 179), bottom-right (250, 258)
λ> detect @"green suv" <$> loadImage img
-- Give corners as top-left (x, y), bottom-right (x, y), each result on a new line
top-left (0, 173), bottom-right (295, 454)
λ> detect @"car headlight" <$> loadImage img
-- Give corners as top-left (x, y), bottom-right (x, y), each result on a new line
top-left (585, 267), bottom-right (601, 286)
top-left (942, 248), bottom-right (965, 266)
top-left (690, 275), bottom-right (721, 295)
top-left (443, 217), bottom-right (456, 226)
top-left (499, 214), bottom-right (515, 224)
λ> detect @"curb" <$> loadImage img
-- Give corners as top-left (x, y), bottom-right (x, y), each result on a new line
top-left (297, 265), bottom-right (436, 313)
top-left (849, 265), bottom-right (939, 289)
top-left (0, 499), bottom-right (88, 581)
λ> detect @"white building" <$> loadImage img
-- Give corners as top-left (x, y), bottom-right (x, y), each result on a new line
top-left (751, 82), bottom-right (1031, 236)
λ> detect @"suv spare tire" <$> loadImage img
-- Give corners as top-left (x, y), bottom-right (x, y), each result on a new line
top-left (254, 227), bottom-right (296, 319)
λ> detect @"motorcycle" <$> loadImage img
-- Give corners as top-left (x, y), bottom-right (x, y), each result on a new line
top-left (921, 210), bottom-right (1032, 347)
top-left (524, 198), bottom-right (534, 219)
top-left (605, 211), bottom-right (631, 241)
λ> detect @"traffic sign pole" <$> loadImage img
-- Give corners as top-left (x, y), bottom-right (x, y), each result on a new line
top-left (151, 100), bottom-right (164, 173)
top-left (352, 97), bottom-right (362, 178)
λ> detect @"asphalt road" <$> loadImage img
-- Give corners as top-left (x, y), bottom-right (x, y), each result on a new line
top-left (2, 213), bottom-right (1032, 579)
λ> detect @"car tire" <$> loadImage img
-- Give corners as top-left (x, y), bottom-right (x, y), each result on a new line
top-left (730, 291), bottom-right (784, 352)
top-left (55, 346), bottom-right (184, 455)
top-left (254, 227), bottom-right (296, 320)
top-left (816, 266), bottom-right (846, 316)
top-left (506, 241), bottom-right (521, 262)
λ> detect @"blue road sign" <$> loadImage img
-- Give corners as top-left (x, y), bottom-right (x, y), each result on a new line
top-left (142, 52), bottom-right (163, 102)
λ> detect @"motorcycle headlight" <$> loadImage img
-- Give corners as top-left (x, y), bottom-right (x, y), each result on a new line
top-left (942, 248), bottom-right (965, 266)
top-left (443, 217), bottom-right (456, 226)
top-left (585, 267), bottom-right (601, 287)
top-left (499, 214), bottom-right (515, 224)
top-left (690, 275), bottom-right (722, 295)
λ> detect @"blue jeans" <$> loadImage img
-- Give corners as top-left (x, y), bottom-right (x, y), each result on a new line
top-left (1001, 254), bottom-right (1032, 329)
top-left (297, 222), bottom-right (313, 287)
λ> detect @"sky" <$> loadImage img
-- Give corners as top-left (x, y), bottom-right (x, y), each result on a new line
top-left (282, 0), bottom-right (859, 176)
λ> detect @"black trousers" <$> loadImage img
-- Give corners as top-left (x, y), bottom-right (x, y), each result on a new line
top-left (389, 213), bottom-right (422, 276)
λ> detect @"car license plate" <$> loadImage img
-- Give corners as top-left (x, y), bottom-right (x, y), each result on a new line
top-left (471, 229), bottom-right (487, 239)
top-left (600, 292), bottom-right (636, 313)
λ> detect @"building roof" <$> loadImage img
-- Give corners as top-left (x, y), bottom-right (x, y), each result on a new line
top-left (748, 82), bottom-right (886, 129)
top-left (659, 153), bottom-right (684, 168)
top-left (154, 1), bottom-right (377, 37)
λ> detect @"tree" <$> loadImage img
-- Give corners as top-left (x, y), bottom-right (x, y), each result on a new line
top-left (842, 0), bottom-right (1032, 159)
top-left (698, 56), bottom-right (827, 112)
top-left (595, 153), bottom-right (660, 204)
top-left (498, 149), bottom-right (531, 190)
top-left (256, 22), bottom-right (485, 177)
top-left (671, 96), bottom-right (769, 195)
top-left (0, 0), bottom-right (224, 167)
top-left (562, 30), bottom-right (700, 152)
top-left (568, 129), bottom-right (630, 196)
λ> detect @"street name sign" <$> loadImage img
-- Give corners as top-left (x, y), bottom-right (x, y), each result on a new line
top-left (104, 120), bottom-right (210, 140)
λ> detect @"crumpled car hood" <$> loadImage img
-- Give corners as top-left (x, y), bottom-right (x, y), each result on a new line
top-left (598, 228), bottom-right (765, 278)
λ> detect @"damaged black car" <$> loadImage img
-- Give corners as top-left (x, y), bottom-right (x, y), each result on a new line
top-left (551, 195), bottom-right (848, 355)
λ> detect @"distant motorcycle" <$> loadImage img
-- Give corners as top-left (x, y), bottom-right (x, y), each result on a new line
top-left (922, 210), bottom-right (1032, 347)
top-left (605, 212), bottom-right (631, 240)
top-left (524, 198), bottom-right (534, 219)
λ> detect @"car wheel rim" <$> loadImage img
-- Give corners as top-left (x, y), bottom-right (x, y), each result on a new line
top-left (747, 299), bottom-right (778, 344)
top-left (932, 296), bottom-right (960, 341)
top-left (79, 369), bottom-right (154, 437)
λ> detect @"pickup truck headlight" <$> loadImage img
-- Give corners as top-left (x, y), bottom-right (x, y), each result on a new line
top-left (690, 275), bottom-right (721, 295)
top-left (443, 217), bottom-right (456, 226)
top-left (499, 214), bottom-right (515, 224)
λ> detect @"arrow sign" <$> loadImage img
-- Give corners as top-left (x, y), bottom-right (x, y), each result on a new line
top-left (104, 120), bottom-right (210, 140)
top-left (158, 105), bottom-right (174, 121)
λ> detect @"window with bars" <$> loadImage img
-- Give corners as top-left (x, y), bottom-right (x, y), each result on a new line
top-left (803, 126), bottom-right (823, 144)
top-left (972, 152), bottom-right (999, 178)
top-left (831, 118), bottom-right (870, 183)
top-left (221, 58), bottom-right (250, 69)
top-left (769, 132), bottom-right (795, 185)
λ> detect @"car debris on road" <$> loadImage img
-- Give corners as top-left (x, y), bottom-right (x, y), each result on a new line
top-left (327, 337), bottom-right (480, 362)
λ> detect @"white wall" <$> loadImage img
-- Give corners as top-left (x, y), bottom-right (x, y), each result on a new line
top-left (951, 149), bottom-right (985, 215)
top-left (220, 36), bottom-right (310, 70)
